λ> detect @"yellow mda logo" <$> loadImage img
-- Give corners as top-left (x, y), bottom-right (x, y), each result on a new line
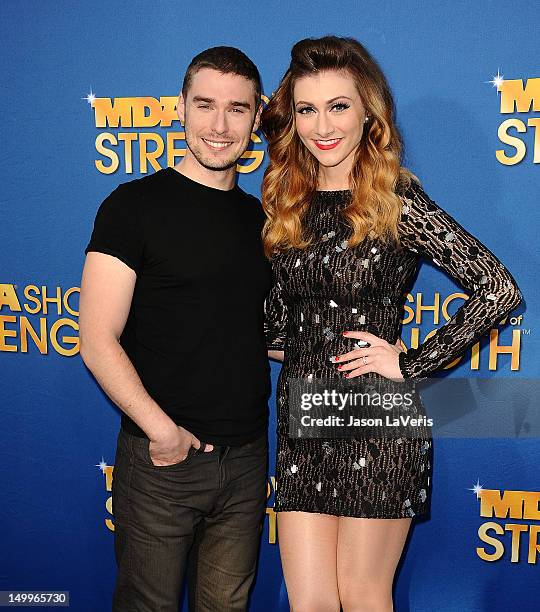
top-left (490, 73), bottom-right (540, 165)
top-left (474, 482), bottom-right (540, 564)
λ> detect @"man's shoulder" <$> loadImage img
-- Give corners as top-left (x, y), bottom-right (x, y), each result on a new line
top-left (99, 169), bottom-right (179, 219)
top-left (236, 186), bottom-right (262, 209)
top-left (114, 168), bottom-right (170, 199)
top-left (236, 184), bottom-right (261, 202)
top-left (237, 189), bottom-right (265, 226)
top-left (244, 191), bottom-right (262, 206)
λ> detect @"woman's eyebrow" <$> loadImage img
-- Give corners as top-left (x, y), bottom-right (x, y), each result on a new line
top-left (295, 95), bottom-right (354, 106)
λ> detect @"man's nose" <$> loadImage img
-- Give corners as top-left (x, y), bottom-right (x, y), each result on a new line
top-left (211, 109), bottom-right (229, 135)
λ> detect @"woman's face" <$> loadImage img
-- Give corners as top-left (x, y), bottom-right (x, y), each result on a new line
top-left (293, 70), bottom-right (368, 173)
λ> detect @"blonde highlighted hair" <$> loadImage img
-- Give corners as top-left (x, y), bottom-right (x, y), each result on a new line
top-left (261, 35), bottom-right (417, 257)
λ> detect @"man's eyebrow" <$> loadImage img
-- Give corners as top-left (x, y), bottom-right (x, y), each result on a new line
top-left (192, 96), bottom-right (215, 104)
top-left (191, 95), bottom-right (251, 109)
top-left (230, 100), bottom-right (252, 109)
top-left (295, 96), bottom-right (354, 106)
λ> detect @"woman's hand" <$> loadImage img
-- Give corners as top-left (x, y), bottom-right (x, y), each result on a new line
top-left (334, 331), bottom-right (405, 380)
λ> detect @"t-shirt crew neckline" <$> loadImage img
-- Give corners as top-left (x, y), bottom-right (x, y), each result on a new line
top-left (164, 166), bottom-right (240, 196)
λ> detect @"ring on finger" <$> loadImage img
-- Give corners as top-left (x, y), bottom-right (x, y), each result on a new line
top-left (362, 355), bottom-right (368, 365)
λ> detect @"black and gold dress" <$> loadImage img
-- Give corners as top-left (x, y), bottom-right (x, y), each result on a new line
top-left (264, 179), bottom-right (522, 518)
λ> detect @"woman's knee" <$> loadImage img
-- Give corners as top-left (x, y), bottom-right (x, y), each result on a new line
top-left (339, 581), bottom-right (393, 612)
top-left (289, 596), bottom-right (340, 612)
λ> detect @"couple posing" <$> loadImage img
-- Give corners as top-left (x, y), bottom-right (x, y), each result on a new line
top-left (80, 36), bottom-right (522, 612)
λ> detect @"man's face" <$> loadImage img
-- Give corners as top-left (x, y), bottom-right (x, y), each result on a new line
top-left (178, 68), bottom-right (261, 171)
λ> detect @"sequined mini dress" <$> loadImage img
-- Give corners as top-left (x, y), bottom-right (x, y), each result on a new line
top-left (264, 179), bottom-right (522, 518)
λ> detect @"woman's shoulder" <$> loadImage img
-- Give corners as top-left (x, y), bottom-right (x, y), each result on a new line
top-left (396, 174), bottom-right (443, 221)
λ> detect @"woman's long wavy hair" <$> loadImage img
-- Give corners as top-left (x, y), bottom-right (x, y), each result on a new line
top-left (261, 36), bottom-right (417, 257)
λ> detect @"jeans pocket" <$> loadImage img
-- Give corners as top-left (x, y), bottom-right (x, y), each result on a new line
top-left (135, 436), bottom-right (197, 469)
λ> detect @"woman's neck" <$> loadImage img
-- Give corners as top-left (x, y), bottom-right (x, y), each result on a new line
top-left (317, 161), bottom-right (352, 191)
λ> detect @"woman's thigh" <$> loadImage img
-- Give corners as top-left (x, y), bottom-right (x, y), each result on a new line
top-left (277, 511), bottom-right (341, 612)
top-left (337, 517), bottom-right (413, 611)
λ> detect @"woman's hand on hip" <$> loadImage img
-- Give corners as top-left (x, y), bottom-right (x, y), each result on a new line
top-left (334, 331), bottom-right (405, 380)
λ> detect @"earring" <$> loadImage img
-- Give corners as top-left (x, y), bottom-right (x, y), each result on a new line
top-left (364, 116), bottom-right (369, 123)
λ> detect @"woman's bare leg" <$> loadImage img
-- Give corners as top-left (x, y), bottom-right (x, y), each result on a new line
top-left (278, 511), bottom-right (341, 612)
top-left (337, 517), bottom-right (413, 612)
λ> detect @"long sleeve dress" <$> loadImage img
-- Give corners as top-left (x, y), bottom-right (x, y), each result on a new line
top-left (264, 179), bottom-right (522, 518)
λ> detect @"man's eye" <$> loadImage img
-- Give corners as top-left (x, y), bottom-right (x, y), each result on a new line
top-left (197, 105), bottom-right (211, 109)
top-left (231, 108), bottom-right (245, 113)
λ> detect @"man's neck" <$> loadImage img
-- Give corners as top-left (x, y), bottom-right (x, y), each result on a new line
top-left (174, 153), bottom-right (236, 191)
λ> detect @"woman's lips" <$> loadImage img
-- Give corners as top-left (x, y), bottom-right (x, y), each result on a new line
top-left (314, 138), bottom-right (342, 150)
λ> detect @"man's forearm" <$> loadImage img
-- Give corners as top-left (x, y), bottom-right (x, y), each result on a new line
top-left (80, 337), bottom-right (175, 440)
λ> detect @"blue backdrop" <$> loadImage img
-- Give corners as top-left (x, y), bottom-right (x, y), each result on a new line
top-left (1, 1), bottom-right (538, 610)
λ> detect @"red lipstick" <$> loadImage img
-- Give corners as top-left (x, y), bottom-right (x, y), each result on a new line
top-left (314, 138), bottom-right (342, 150)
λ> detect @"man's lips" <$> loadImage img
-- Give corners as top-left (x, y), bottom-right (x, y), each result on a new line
top-left (202, 138), bottom-right (234, 151)
top-left (314, 138), bottom-right (342, 150)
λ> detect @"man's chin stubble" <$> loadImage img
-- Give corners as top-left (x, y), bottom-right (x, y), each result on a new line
top-left (199, 158), bottom-right (239, 171)
top-left (193, 149), bottom-right (240, 171)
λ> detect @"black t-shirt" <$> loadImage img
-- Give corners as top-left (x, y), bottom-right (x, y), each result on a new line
top-left (85, 167), bottom-right (271, 445)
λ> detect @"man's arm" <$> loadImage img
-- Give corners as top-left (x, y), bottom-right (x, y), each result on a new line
top-left (79, 252), bottom-right (212, 464)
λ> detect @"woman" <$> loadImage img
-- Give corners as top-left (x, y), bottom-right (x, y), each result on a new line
top-left (261, 36), bottom-right (522, 611)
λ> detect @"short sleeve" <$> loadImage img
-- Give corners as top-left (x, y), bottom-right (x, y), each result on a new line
top-left (397, 179), bottom-right (523, 379)
top-left (264, 258), bottom-right (288, 351)
top-left (85, 183), bottom-right (144, 274)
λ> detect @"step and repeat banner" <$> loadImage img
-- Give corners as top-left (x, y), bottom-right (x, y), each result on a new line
top-left (1, 1), bottom-right (538, 610)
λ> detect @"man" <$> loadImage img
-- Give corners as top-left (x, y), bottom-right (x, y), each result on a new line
top-left (79, 47), bottom-right (270, 612)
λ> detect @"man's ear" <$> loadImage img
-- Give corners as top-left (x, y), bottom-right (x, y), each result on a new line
top-left (177, 92), bottom-right (186, 125)
top-left (252, 100), bottom-right (263, 133)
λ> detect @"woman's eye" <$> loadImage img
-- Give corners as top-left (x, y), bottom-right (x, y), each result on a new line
top-left (331, 103), bottom-right (350, 112)
top-left (296, 103), bottom-right (349, 114)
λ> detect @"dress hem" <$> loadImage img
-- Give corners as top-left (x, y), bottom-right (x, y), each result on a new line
top-left (273, 503), bottom-right (429, 519)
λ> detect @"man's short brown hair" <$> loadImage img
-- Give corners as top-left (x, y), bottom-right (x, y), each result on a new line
top-left (182, 46), bottom-right (262, 108)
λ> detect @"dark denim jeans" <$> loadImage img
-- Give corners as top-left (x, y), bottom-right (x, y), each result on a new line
top-left (111, 427), bottom-right (268, 612)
